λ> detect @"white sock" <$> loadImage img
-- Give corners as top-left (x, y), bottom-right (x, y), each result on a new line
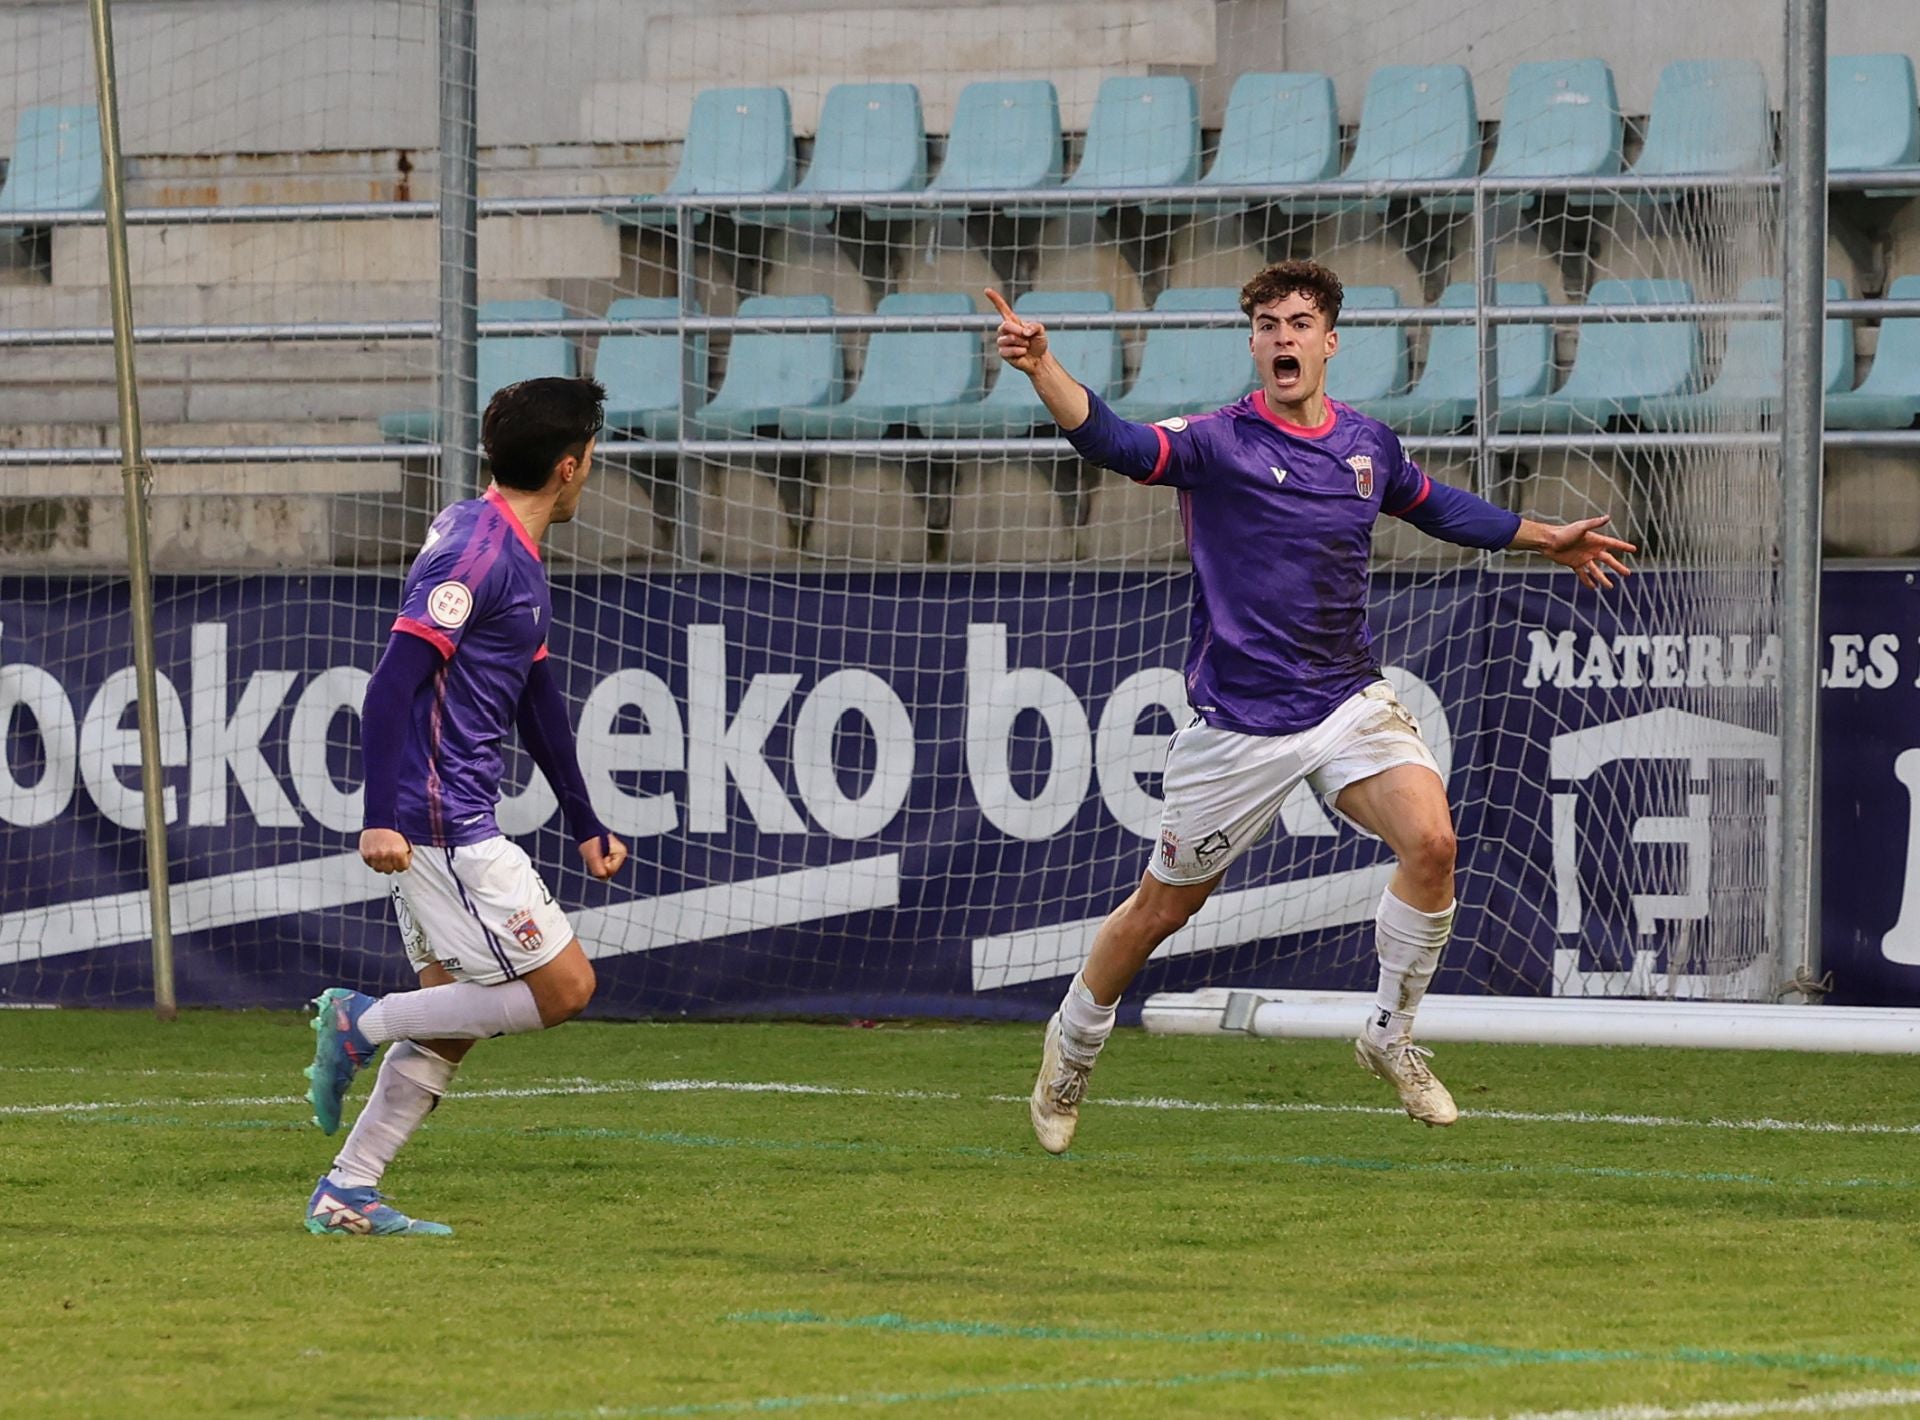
top-left (1057, 972), bottom-right (1117, 1067)
top-left (329, 1041), bottom-right (459, 1190)
top-left (360, 979), bottom-right (544, 1044)
top-left (1367, 887), bottom-right (1455, 1046)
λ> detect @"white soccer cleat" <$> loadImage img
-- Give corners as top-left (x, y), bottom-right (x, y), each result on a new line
top-left (1355, 1032), bottom-right (1459, 1127)
top-left (1030, 1014), bottom-right (1092, 1154)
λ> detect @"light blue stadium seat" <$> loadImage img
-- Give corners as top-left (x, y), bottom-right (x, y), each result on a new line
top-left (1349, 282), bottom-right (1552, 434)
top-left (1012, 76), bottom-right (1198, 218)
top-left (779, 292), bottom-right (982, 438)
top-left (1109, 288), bottom-right (1252, 422)
top-left (916, 291), bottom-right (1118, 437)
top-left (1154, 72), bottom-right (1338, 218)
top-left (1324, 286), bottom-right (1410, 407)
top-left (743, 82), bottom-right (926, 228)
top-left (1430, 60), bottom-right (1621, 214)
top-left (622, 87), bottom-right (794, 228)
top-left (925, 80), bottom-right (1063, 211)
top-left (1639, 278), bottom-right (1851, 428)
top-left (1825, 274), bottom-right (1920, 429)
top-left (1828, 54), bottom-right (1920, 175)
top-left (1321, 65), bottom-right (1478, 216)
top-left (596, 298), bottom-right (710, 440)
top-left (1498, 279), bottom-right (1700, 431)
top-left (380, 299), bottom-right (575, 443)
top-left (686, 294), bottom-right (840, 437)
top-left (1592, 60), bottom-right (1771, 206)
top-left (0, 106), bottom-right (102, 239)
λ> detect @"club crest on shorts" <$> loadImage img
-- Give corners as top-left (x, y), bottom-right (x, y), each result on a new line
top-left (1161, 829), bottom-right (1180, 869)
top-left (506, 907), bottom-right (544, 954)
top-left (1347, 454), bottom-right (1375, 499)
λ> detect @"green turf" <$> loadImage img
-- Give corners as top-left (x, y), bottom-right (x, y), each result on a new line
top-left (4, 1010), bottom-right (1920, 1419)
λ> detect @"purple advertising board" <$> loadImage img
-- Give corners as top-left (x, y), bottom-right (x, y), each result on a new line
top-left (1, 567), bottom-right (1915, 1014)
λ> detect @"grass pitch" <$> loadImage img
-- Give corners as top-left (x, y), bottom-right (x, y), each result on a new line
top-left (4, 1010), bottom-right (1920, 1419)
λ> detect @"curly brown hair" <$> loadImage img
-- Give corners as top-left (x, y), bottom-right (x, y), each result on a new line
top-left (1238, 260), bottom-right (1344, 327)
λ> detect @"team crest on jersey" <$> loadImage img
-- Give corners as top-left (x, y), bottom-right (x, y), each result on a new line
top-left (507, 908), bottom-right (544, 954)
top-left (427, 580), bottom-right (473, 628)
top-left (1347, 454), bottom-right (1375, 499)
top-left (1154, 416), bottom-right (1189, 432)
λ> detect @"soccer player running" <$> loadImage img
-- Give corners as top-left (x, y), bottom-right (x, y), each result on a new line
top-left (990, 262), bottom-right (1634, 1152)
top-left (302, 376), bottom-right (629, 1235)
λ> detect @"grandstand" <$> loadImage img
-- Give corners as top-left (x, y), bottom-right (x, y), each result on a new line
top-left (2, 6), bottom-right (1919, 570)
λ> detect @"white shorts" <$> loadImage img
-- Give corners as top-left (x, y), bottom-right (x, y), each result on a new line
top-left (1151, 680), bottom-right (1443, 886)
top-left (388, 836), bottom-right (575, 985)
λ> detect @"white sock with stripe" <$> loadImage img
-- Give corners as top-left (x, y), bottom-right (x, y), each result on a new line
top-left (359, 980), bottom-right (544, 1044)
top-left (328, 1041), bottom-right (459, 1190)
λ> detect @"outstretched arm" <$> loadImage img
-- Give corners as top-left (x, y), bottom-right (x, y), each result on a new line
top-left (987, 287), bottom-right (1090, 430)
top-left (516, 658), bottom-right (628, 880)
top-left (1390, 471), bottom-right (1636, 590)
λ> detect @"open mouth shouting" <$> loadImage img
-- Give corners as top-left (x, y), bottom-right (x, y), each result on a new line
top-left (1271, 353), bottom-right (1303, 390)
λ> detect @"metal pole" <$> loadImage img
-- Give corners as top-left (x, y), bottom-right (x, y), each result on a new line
top-left (1778, 0), bottom-right (1828, 1000)
top-left (674, 204), bottom-right (704, 565)
top-left (437, 0), bottom-right (479, 506)
top-left (1471, 185), bottom-right (1500, 504)
top-left (86, 0), bottom-right (175, 1020)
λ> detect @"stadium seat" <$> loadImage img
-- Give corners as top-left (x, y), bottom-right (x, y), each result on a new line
top-left (1602, 60), bottom-right (1771, 204)
top-left (1638, 277), bottom-right (1851, 427)
top-left (1498, 279), bottom-right (1700, 431)
top-left (1109, 287), bottom-right (1251, 422)
top-left (1012, 76), bottom-right (1198, 217)
top-left (0, 106), bottom-right (101, 238)
top-left (1825, 273), bottom-right (1920, 429)
top-left (916, 291), bottom-right (1119, 437)
top-left (925, 80), bottom-right (1063, 210)
top-left (380, 299), bottom-right (574, 443)
top-left (1828, 54), bottom-right (1920, 177)
top-left (1324, 285), bottom-right (1410, 406)
top-left (1429, 60), bottom-right (1621, 213)
top-left (1180, 72), bottom-right (1339, 218)
top-left (1324, 65), bottom-right (1479, 216)
top-left (595, 298), bottom-right (710, 440)
top-left (686, 293), bottom-right (841, 436)
top-left (742, 83), bottom-right (927, 229)
top-left (779, 292), bottom-right (982, 438)
top-left (1349, 281), bottom-right (1552, 434)
top-left (622, 87), bottom-right (794, 228)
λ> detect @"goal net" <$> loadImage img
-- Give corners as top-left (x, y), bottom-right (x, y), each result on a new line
top-left (0, 0), bottom-right (1790, 1014)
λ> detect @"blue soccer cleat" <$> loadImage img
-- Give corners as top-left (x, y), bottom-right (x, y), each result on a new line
top-left (304, 987), bottom-right (379, 1135)
top-left (305, 1177), bottom-right (452, 1237)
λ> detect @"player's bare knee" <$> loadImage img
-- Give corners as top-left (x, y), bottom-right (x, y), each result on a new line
top-left (1403, 827), bottom-right (1457, 887)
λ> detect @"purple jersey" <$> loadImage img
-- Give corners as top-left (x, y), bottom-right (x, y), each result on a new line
top-left (1115, 392), bottom-right (1450, 735)
top-left (389, 487), bottom-right (551, 844)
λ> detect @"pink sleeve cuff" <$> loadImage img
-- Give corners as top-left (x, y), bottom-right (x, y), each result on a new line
top-left (1141, 424), bottom-right (1171, 485)
top-left (1386, 473), bottom-right (1432, 517)
top-left (393, 615), bottom-right (456, 659)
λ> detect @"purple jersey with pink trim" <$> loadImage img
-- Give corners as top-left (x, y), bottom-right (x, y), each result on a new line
top-left (1135, 392), bottom-right (1431, 735)
top-left (389, 486), bottom-right (551, 845)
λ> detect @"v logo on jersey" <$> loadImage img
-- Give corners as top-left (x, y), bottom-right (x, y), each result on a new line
top-left (1271, 466), bottom-right (1289, 486)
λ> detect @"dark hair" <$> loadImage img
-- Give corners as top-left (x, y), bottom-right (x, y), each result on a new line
top-left (1239, 259), bottom-right (1345, 328)
top-left (481, 376), bottom-right (607, 491)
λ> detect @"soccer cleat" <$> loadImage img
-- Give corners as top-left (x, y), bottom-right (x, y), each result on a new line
top-left (305, 1177), bottom-right (452, 1237)
top-left (305, 987), bottom-right (379, 1135)
top-left (1029, 1014), bottom-right (1092, 1154)
top-left (1355, 1031), bottom-right (1459, 1127)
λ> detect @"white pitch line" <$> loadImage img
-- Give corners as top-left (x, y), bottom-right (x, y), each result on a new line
top-left (4, 1075), bottom-right (1920, 1139)
top-left (1401, 1385), bottom-right (1920, 1420)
